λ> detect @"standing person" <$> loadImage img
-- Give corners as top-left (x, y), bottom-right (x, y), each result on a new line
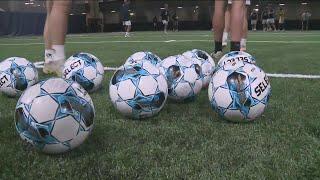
top-left (121, 0), bottom-right (131, 37)
top-left (212, 0), bottom-right (245, 58)
top-left (250, 9), bottom-right (258, 31)
top-left (261, 9), bottom-right (268, 31)
top-left (222, 5), bottom-right (231, 47)
top-left (153, 16), bottom-right (158, 31)
top-left (43, 0), bottom-right (71, 76)
top-left (301, 10), bottom-right (311, 31)
top-left (240, 0), bottom-right (251, 51)
top-left (278, 7), bottom-right (285, 31)
top-left (172, 12), bottom-right (179, 32)
top-left (161, 4), bottom-right (169, 34)
top-left (267, 6), bottom-right (276, 31)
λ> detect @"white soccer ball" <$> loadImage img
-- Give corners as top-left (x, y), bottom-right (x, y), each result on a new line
top-left (0, 57), bottom-right (38, 97)
top-left (109, 60), bottom-right (168, 119)
top-left (217, 51), bottom-right (256, 69)
top-left (208, 61), bottom-right (271, 122)
top-left (63, 52), bottom-right (104, 93)
top-left (183, 49), bottom-right (215, 88)
top-left (124, 51), bottom-right (162, 67)
top-left (159, 55), bottom-right (202, 101)
top-left (15, 78), bottom-right (95, 154)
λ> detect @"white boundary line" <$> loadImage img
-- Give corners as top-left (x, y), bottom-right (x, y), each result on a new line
top-left (2, 40), bottom-right (320, 46)
top-left (33, 61), bottom-right (320, 79)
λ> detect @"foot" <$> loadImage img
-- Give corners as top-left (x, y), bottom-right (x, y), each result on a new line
top-left (44, 59), bottom-right (65, 77)
top-left (240, 47), bottom-right (247, 52)
top-left (211, 51), bottom-right (223, 63)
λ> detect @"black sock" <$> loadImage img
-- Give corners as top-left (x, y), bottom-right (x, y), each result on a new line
top-left (214, 41), bottom-right (222, 53)
top-left (230, 41), bottom-right (240, 51)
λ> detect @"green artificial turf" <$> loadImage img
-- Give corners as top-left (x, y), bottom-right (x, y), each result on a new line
top-left (0, 31), bottom-right (320, 179)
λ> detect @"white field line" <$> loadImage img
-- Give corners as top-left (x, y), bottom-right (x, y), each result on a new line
top-left (33, 61), bottom-right (320, 79)
top-left (2, 40), bottom-right (320, 46)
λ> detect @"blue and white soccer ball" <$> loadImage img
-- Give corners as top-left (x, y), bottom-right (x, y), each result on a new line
top-left (15, 78), bottom-right (95, 154)
top-left (217, 51), bottom-right (256, 69)
top-left (208, 61), bottom-right (271, 122)
top-left (183, 49), bottom-right (215, 88)
top-left (159, 55), bottom-right (202, 101)
top-left (124, 51), bottom-right (162, 67)
top-left (0, 57), bottom-right (38, 97)
top-left (63, 52), bottom-right (104, 93)
top-left (109, 60), bottom-right (168, 119)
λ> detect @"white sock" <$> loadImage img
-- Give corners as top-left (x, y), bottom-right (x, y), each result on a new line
top-left (45, 49), bottom-right (54, 62)
top-left (222, 32), bottom-right (229, 42)
top-left (52, 45), bottom-right (66, 61)
top-left (241, 38), bottom-right (247, 47)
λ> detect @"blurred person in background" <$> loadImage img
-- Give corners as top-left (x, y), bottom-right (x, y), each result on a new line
top-left (277, 7), bottom-right (285, 31)
top-left (250, 9), bottom-right (258, 31)
top-left (43, 0), bottom-right (71, 76)
top-left (212, 0), bottom-right (245, 58)
top-left (153, 16), bottom-right (158, 31)
top-left (121, 0), bottom-right (131, 37)
top-left (161, 4), bottom-right (169, 34)
top-left (301, 10), bottom-right (311, 31)
top-left (261, 9), bottom-right (268, 31)
top-left (267, 5), bottom-right (276, 31)
top-left (172, 12), bottom-right (179, 32)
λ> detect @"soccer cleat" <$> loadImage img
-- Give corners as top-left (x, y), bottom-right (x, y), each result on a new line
top-left (43, 53), bottom-right (65, 76)
top-left (211, 51), bottom-right (223, 63)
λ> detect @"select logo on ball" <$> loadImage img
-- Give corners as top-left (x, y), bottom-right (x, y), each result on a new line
top-left (254, 76), bottom-right (270, 97)
top-left (63, 60), bottom-right (82, 77)
top-left (0, 75), bottom-right (9, 87)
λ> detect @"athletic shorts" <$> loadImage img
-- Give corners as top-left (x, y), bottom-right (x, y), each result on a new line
top-left (228, 0), bottom-right (251, 5)
top-left (251, 20), bottom-right (257, 25)
top-left (162, 20), bottom-right (168, 25)
top-left (267, 18), bottom-right (275, 24)
top-left (262, 19), bottom-right (267, 25)
top-left (123, 20), bottom-right (131, 26)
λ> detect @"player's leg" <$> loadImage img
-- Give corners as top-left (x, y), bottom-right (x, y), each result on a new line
top-left (43, 0), bottom-right (54, 74)
top-left (241, 5), bottom-right (248, 51)
top-left (222, 6), bottom-right (230, 47)
top-left (230, 0), bottom-right (244, 51)
top-left (212, 0), bottom-right (225, 58)
top-left (45, 0), bottom-right (71, 76)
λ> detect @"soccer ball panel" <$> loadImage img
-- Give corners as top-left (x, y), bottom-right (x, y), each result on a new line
top-left (116, 101), bottom-right (133, 116)
top-left (52, 116), bottom-right (79, 142)
top-left (193, 79), bottom-right (202, 95)
top-left (247, 102), bottom-right (266, 120)
top-left (250, 75), bottom-right (271, 101)
top-left (161, 56), bottom-right (177, 68)
top-left (41, 78), bottom-right (69, 94)
top-left (12, 57), bottom-right (30, 66)
top-left (142, 61), bottom-right (160, 75)
top-left (83, 66), bottom-right (97, 80)
top-left (138, 76), bottom-right (157, 96)
top-left (30, 95), bottom-right (59, 123)
top-left (224, 109), bottom-right (245, 122)
top-left (156, 75), bottom-right (168, 94)
top-left (0, 59), bottom-right (12, 71)
top-left (174, 82), bottom-right (192, 98)
top-left (118, 79), bottom-right (136, 100)
top-left (69, 131), bottom-right (90, 149)
top-left (109, 84), bottom-right (119, 103)
top-left (184, 68), bottom-right (198, 83)
top-left (213, 87), bottom-right (232, 109)
top-left (19, 83), bottom-right (41, 104)
top-left (212, 70), bottom-right (229, 88)
top-left (43, 143), bottom-right (69, 154)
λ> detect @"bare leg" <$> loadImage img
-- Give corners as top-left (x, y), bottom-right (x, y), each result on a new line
top-left (222, 6), bottom-right (230, 47)
top-left (44, 0), bottom-right (53, 50)
top-left (241, 5), bottom-right (248, 51)
top-left (212, 0), bottom-right (225, 56)
top-left (230, 0), bottom-right (244, 51)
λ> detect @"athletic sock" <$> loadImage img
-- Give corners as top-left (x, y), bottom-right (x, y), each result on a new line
top-left (214, 41), bottom-right (222, 53)
top-left (45, 49), bottom-right (54, 61)
top-left (222, 32), bottom-right (228, 44)
top-left (52, 45), bottom-right (66, 61)
top-left (240, 38), bottom-right (247, 48)
top-left (230, 41), bottom-right (241, 51)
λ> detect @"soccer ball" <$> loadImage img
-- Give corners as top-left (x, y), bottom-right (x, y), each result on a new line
top-left (15, 78), bottom-right (95, 154)
top-left (124, 51), bottom-right (162, 67)
top-left (182, 49), bottom-right (215, 88)
top-left (208, 61), bottom-right (271, 122)
top-left (159, 55), bottom-right (202, 101)
top-left (63, 52), bottom-right (104, 93)
top-left (0, 57), bottom-right (38, 97)
top-left (217, 51), bottom-right (256, 69)
top-left (109, 60), bottom-right (168, 119)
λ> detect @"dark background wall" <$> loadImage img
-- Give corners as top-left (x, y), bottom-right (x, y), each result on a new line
top-left (0, 0), bottom-right (319, 36)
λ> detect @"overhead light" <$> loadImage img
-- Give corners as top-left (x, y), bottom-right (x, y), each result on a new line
top-left (69, 13), bottom-right (74, 16)
top-left (129, 12), bottom-right (135, 16)
top-left (25, 2), bottom-right (30, 5)
top-left (301, 2), bottom-right (308, 5)
top-left (255, 4), bottom-right (259, 7)
top-left (37, 4), bottom-right (40, 7)
top-left (177, 6), bottom-right (183, 9)
top-left (195, 5), bottom-right (199, 9)
top-left (81, 13), bottom-right (86, 15)
top-left (254, 8), bottom-right (259, 11)
top-left (111, 10), bottom-right (116, 13)
top-left (279, 3), bottom-right (285, 6)
top-left (160, 7), bottom-right (165, 10)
